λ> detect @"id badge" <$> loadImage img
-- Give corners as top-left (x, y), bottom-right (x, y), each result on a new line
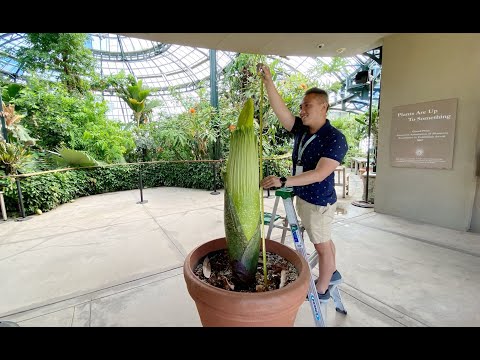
top-left (295, 165), bottom-right (303, 175)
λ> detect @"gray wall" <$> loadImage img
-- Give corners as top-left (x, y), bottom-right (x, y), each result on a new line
top-left (375, 34), bottom-right (480, 231)
top-left (470, 122), bottom-right (480, 232)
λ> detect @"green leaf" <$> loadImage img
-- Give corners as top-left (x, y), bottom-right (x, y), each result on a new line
top-left (7, 124), bottom-right (37, 145)
top-left (56, 147), bottom-right (98, 167)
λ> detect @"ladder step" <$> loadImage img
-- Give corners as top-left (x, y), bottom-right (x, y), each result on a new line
top-left (275, 187), bottom-right (295, 199)
top-left (263, 212), bottom-right (281, 225)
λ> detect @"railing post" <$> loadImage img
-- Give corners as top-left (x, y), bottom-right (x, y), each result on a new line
top-left (15, 177), bottom-right (29, 220)
top-left (210, 161), bottom-right (220, 195)
top-left (137, 163), bottom-right (148, 204)
top-left (0, 191), bottom-right (7, 221)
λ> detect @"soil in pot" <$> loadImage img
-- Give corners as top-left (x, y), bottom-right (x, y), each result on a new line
top-left (193, 249), bottom-right (299, 292)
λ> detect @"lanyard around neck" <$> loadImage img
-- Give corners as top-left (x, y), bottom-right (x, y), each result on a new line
top-left (297, 133), bottom-right (317, 163)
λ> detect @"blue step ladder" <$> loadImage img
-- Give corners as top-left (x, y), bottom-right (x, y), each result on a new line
top-left (264, 187), bottom-right (347, 327)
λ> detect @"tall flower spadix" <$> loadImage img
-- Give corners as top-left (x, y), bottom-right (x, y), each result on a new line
top-left (224, 98), bottom-right (261, 285)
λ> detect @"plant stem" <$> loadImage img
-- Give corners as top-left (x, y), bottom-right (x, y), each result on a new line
top-left (258, 68), bottom-right (268, 286)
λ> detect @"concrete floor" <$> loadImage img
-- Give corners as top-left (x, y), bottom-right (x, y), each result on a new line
top-left (0, 172), bottom-right (479, 327)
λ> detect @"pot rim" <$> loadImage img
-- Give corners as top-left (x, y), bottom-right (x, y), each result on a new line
top-left (184, 237), bottom-right (310, 299)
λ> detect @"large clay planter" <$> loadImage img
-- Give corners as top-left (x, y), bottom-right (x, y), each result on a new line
top-left (183, 237), bottom-right (310, 327)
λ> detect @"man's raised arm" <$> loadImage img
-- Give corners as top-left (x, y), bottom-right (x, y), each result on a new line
top-left (258, 63), bottom-right (295, 132)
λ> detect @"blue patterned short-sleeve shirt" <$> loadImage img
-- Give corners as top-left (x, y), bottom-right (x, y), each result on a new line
top-left (290, 117), bottom-right (348, 206)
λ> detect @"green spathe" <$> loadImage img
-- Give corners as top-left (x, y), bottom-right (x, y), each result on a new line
top-left (224, 98), bottom-right (261, 285)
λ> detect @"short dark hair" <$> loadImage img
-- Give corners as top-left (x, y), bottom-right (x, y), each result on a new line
top-left (304, 87), bottom-right (329, 110)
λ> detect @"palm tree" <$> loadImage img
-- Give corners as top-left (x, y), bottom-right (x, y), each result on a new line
top-left (116, 79), bottom-right (161, 126)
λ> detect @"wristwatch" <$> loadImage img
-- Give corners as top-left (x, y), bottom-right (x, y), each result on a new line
top-left (280, 176), bottom-right (287, 188)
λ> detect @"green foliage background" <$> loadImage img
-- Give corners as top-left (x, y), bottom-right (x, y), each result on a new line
top-left (0, 33), bottom-right (376, 216)
top-left (0, 158), bottom-right (292, 216)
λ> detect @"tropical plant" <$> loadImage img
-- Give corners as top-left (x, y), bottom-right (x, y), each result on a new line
top-left (150, 86), bottom-right (220, 161)
top-left (224, 98), bottom-right (261, 286)
top-left (330, 113), bottom-right (364, 165)
top-left (90, 70), bottom-right (136, 93)
top-left (1, 83), bottom-right (24, 104)
top-left (311, 57), bottom-right (348, 93)
top-left (1, 102), bottom-right (36, 145)
top-left (49, 146), bottom-right (98, 168)
top-left (116, 79), bottom-right (161, 126)
top-left (0, 141), bottom-right (31, 175)
top-left (222, 54), bottom-right (318, 157)
top-left (222, 53), bottom-right (266, 103)
top-left (354, 107), bottom-right (379, 146)
top-left (354, 107), bottom-right (379, 167)
top-left (15, 33), bottom-right (96, 94)
top-left (11, 76), bottom-right (133, 164)
top-left (80, 120), bottom-right (135, 163)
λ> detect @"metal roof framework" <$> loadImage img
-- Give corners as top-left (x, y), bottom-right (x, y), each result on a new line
top-left (0, 33), bottom-right (381, 122)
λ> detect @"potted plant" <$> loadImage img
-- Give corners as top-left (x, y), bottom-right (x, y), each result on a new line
top-left (183, 98), bottom-right (309, 326)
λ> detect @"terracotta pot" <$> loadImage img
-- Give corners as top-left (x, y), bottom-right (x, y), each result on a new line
top-left (183, 237), bottom-right (310, 327)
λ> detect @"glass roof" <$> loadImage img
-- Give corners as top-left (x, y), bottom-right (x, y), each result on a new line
top-left (277, 52), bottom-right (381, 114)
top-left (0, 33), bottom-right (381, 122)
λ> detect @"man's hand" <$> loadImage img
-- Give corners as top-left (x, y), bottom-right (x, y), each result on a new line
top-left (261, 175), bottom-right (281, 189)
top-left (257, 63), bottom-right (272, 83)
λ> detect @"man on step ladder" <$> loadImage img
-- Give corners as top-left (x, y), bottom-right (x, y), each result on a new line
top-left (259, 63), bottom-right (349, 305)
top-left (265, 187), bottom-right (347, 322)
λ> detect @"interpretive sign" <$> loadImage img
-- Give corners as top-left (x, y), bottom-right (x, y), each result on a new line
top-left (391, 98), bottom-right (457, 169)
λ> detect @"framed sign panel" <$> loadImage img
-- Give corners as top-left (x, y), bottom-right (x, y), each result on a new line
top-left (391, 98), bottom-right (457, 169)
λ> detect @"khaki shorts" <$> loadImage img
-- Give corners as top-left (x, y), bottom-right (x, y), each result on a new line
top-left (296, 197), bottom-right (336, 244)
